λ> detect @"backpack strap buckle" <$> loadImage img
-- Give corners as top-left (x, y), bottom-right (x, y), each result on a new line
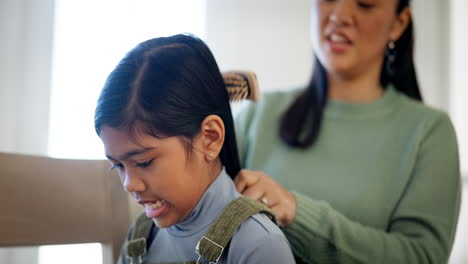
top-left (126, 256), bottom-right (143, 264)
top-left (195, 236), bottom-right (224, 264)
top-left (126, 237), bottom-right (147, 264)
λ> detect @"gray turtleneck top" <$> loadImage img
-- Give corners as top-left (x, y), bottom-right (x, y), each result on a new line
top-left (120, 168), bottom-right (295, 264)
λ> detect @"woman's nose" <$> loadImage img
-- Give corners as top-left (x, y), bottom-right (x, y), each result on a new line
top-left (329, 0), bottom-right (354, 26)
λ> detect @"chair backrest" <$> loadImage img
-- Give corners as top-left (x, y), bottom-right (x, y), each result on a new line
top-left (0, 152), bottom-right (130, 264)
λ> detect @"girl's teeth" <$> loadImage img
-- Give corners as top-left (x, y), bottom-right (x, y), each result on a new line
top-left (155, 200), bottom-right (162, 208)
top-left (145, 200), bottom-right (163, 210)
top-left (330, 33), bottom-right (347, 43)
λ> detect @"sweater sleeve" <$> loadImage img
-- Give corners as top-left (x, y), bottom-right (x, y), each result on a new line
top-left (284, 113), bottom-right (462, 264)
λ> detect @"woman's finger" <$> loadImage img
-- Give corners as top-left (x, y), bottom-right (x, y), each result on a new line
top-left (270, 204), bottom-right (284, 225)
top-left (260, 195), bottom-right (279, 208)
top-left (234, 176), bottom-right (247, 193)
top-left (270, 194), bottom-right (296, 227)
top-left (234, 169), bottom-right (259, 192)
top-left (242, 183), bottom-right (266, 201)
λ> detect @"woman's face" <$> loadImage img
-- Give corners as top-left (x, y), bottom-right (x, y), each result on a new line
top-left (100, 125), bottom-right (211, 228)
top-left (311, 0), bottom-right (408, 79)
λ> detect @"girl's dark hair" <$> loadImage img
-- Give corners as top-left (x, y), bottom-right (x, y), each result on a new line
top-left (94, 34), bottom-right (240, 178)
top-left (280, 0), bottom-right (421, 148)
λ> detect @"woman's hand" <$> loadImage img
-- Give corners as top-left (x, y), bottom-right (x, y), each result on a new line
top-left (234, 169), bottom-right (297, 227)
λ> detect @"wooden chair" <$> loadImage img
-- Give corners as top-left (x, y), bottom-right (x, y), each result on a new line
top-left (0, 152), bottom-right (130, 264)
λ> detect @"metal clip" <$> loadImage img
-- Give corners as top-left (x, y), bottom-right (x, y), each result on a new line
top-left (195, 236), bottom-right (224, 264)
top-left (127, 256), bottom-right (143, 264)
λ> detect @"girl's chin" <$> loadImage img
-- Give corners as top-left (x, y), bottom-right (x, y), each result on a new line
top-left (151, 208), bottom-right (191, 229)
top-left (152, 217), bottom-right (176, 228)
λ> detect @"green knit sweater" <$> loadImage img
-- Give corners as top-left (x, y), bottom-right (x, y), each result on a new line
top-left (234, 87), bottom-right (461, 264)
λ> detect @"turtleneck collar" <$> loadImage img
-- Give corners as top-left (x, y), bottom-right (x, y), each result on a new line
top-left (166, 167), bottom-right (240, 237)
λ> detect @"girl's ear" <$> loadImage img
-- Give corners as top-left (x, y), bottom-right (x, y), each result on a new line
top-left (198, 115), bottom-right (225, 161)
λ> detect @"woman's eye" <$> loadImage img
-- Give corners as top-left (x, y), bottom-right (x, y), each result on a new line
top-left (136, 159), bottom-right (154, 168)
top-left (110, 163), bottom-right (124, 170)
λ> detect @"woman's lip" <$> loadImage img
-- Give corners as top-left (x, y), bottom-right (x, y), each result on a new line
top-left (325, 29), bottom-right (353, 44)
top-left (324, 30), bottom-right (353, 53)
top-left (325, 39), bottom-right (352, 53)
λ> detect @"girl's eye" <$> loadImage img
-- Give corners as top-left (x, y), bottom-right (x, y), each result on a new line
top-left (357, 1), bottom-right (374, 9)
top-left (110, 163), bottom-right (124, 170)
top-left (136, 159), bottom-right (154, 168)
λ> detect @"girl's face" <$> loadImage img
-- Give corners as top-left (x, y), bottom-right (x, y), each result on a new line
top-left (100, 125), bottom-right (213, 228)
top-left (311, 0), bottom-right (409, 79)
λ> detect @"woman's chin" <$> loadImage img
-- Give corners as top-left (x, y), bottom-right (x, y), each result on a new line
top-left (324, 61), bottom-right (355, 77)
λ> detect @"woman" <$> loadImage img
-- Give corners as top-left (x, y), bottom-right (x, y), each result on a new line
top-left (95, 34), bottom-right (295, 263)
top-left (234, 0), bottom-right (461, 263)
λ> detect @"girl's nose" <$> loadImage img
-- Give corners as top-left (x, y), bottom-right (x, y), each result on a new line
top-left (123, 169), bottom-right (146, 193)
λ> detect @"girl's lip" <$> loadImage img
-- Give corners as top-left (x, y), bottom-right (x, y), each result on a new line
top-left (145, 200), bottom-right (169, 218)
top-left (137, 197), bottom-right (162, 205)
top-left (138, 199), bottom-right (154, 205)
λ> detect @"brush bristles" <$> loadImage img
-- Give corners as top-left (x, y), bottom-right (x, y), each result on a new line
top-left (222, 71), bottom-right (259, 102)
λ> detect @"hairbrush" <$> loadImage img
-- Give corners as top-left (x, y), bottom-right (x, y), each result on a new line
top-left (222, 71), bottom-right (260, 102)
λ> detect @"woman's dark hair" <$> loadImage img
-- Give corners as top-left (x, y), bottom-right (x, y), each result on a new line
top-left (94, 34), bottom-right (240, 178)
top-left (280, 0), bottom-right (421, 148)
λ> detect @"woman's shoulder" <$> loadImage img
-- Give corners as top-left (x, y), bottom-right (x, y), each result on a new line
top-left (260, 87), bottom-right (303, 107)
top-left (262, 87), bottom-right (303, 97)
top-left (394, 92), bottom-right (457, 142)
top-left (246, 87), bottom-right (303, 107)
top-left (226, 213), bottom-right (295, 263)
top-left (396, 92), bottom-right (454, 128)
top-left (235, 88), bottom-right (303, 122)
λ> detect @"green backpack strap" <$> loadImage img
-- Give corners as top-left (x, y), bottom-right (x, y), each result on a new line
top-left (125, 213), bottom-right (196, 264)
top-left (124, 197), bottom-right (275, 264)
top-left (196, 196), bottom-right (276, 263)
top-left (126, 212), bottom-right (154, 264)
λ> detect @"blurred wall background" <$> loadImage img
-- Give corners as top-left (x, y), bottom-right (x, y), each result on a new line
top-left (0, 0), bottom-right (466, 263)
top-left (0, 0), bottom-right (53, 156)
top-left (0, 0), bottom-right (53, 260)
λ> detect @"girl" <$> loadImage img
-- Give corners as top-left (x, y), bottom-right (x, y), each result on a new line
top-left (95, 34), bottom-right (295, 264)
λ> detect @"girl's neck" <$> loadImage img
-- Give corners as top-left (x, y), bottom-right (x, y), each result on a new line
top-left (207, 159), bottom-right (223, 184)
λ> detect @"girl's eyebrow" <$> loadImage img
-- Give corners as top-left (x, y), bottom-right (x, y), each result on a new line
top-left (106, 147), bottom-right (156, 161)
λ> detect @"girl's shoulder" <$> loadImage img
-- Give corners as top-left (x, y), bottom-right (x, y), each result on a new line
top-left (226, 213), bottom-right (295, 263)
